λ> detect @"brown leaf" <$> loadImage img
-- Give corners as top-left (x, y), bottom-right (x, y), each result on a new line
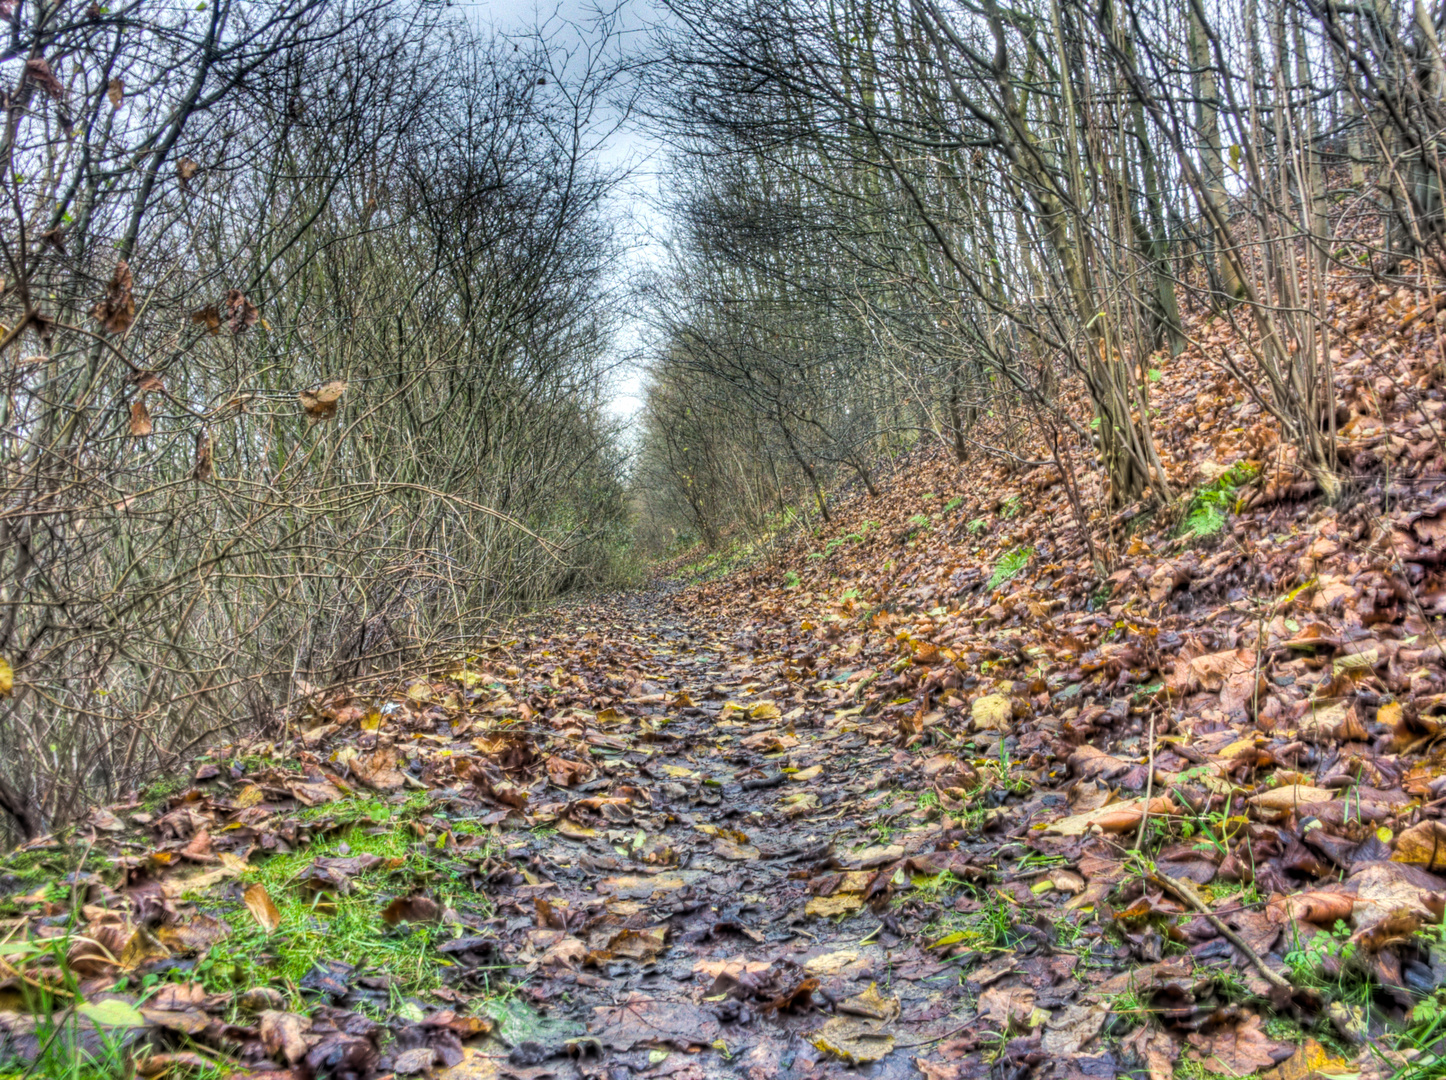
top-left (978, 985), bottom-right (1036, 1031)
top-left (259, 1010), bottom-right (311, 1065)
top-left (67, 922), bottom-right (130, 976)
top-left (225, 289), bottom-right (258, 334)
top-left (545, 755), bottom-right (593, 787)
top-left (352, 745), bottom-right (404, 791)
top-left (176, 158), bottom-right (200, 188)
top-left (191, 306), bottom-right (221, 335)
top-left (243, 882), bottom-right (282, 932)
top-left (129, 400), bottom-right (152, 437)
top-left (1270, 890), bottom-right (1355, 927)
top-left (1393, 820), bottom-right (1446, 871)
top-left (381, 895), bottom-right (442, 926)
top-left (135, 1052), bottom-right (213, 1078)
top-left (91, 260), bottom-right (134, 334)
top-left (107, 77), bottom-right (123, 109)
top-left (192, 430), bottom-right (213, 481)
top-left (298, 380), bottom-right (346, 421)
top-left (154, 913), bottom-right (229, 953)
top-left (592, 996), bottom-right (722, 1052)
top-left (586, 926), bottom-right (668, 965)
top-left (25, 58), bottom-right (64, 100)
top-left (1247, 784), bottom-right (1336, 816)
top-left (1186, 1013), bottom-right (1284, 1076)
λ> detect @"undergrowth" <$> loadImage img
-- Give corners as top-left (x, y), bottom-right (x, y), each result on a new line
top-left (1179, 463), bottom-right (1258, 539)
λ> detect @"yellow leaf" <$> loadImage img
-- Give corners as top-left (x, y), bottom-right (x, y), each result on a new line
top-left (243, 883), bottom-right (282, 933)
top-left (0, 657), bottom-right (12, 696)
top-left (805, 893), bottom-right (863, 918)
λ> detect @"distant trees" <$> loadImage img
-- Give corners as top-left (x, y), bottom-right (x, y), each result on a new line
top-left (636, 0), bottom-right (1446, 551)
top-left (0, 0), bottom-right (632, 838)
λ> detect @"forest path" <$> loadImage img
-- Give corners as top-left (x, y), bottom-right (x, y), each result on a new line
top-left (449, 585), bottom-right (1054, 1080)
top-left (1, 579), bottom-right (1309, 1080)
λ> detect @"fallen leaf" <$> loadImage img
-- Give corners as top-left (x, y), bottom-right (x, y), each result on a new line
top-left (382, 895), bottom-right (442, 925)
top-left (243, 883), bottom-right (282, 932)
top-left (971, 693), bottom-right (1012, 731)
top-left (1186, 1013), bottom-right (1284, 1076)
top-left (259, 1010), bottom-right (311, 1065)
top-left (1393, 820), bottom-right (1446, 870)
top-left (805, 893), bottom-right (864, 918)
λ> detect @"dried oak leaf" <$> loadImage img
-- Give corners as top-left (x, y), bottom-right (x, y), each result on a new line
top-left (298, 380), bottom-right (346, 421)
top-left (92, 260), bottom-right (134, 334)
top-left (192, 431), bottom-right (213, 481)
top-left (225, 288), bottom-right (258, 334)
top-left (25, 58), bottom-right (64, 100)
top-left (176, 158), bottom-right (200, 188)
top-left (191, 306), bottom-right (221, 335)
top-left (107, 78), bottom-right (123, 109)
top-left (129, 401), bottom-right (152, 437)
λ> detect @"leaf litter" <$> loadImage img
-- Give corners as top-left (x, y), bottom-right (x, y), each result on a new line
top-left (20, 292), bottom-right (1446, 1076)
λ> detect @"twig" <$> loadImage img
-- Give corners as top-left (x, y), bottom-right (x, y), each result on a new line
top-left (892, 1022), bottom-right (974, 1049)
top-left (1133, 712), bottom-right (1156, 852)
top-left (1149, 871), bottom-right (1294, 993)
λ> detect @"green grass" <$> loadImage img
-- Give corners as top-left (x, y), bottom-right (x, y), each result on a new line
top-left (190, 800), bottom-right (494, 1005)
top-left (986, 547), bottom-right (1033, 591)
top-left (924, 889), bottom-right (1024, 954)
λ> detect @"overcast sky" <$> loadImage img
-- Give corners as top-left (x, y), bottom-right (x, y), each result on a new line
top-left (470, 0), bottom-right (669, 423)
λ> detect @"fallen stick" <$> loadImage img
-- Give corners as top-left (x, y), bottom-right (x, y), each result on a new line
top-left (1149, 871), bottom-right (1294, 994)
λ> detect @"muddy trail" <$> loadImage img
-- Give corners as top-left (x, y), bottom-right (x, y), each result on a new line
top-left (0, 569), bottom-right (1421, 1080)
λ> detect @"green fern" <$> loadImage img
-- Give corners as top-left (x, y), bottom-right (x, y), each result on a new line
top-left (987, 546), bottom-right (1033, 591)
